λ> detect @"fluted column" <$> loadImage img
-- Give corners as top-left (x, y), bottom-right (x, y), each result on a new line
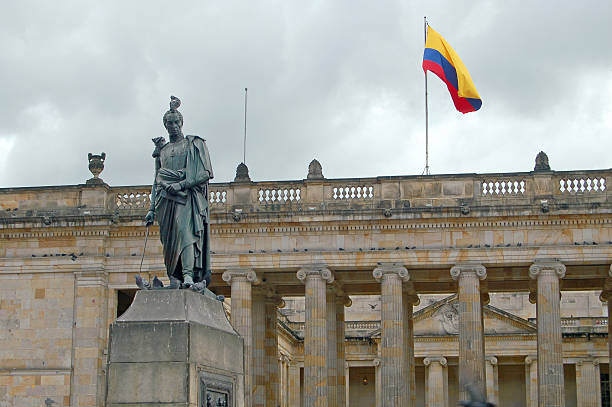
top-left (265, 295), bottom-right (284, 407)
top-left (599, 264), bottom-right (612, 401)
top-left (373, 263), bottom-right (410, 407)
top-left (288, 363), bottom-right (301, 407)
top-left (403, 292), bottom-right (419, 407)
top-left (223, 268), bottom-right (260, 407)
top-left (576, 358), bottom-right (601, 407)
top-left (485, 356), bottom-right (499, 406)
top-left (424, 357), bottom-right (447, 407)
top-left (529, 260), bottom-right (566, 407)
top-left (252, 289), bottom-right (266, 407)
top-left (525, 355), bottom-right (538, 407)
top-left (297, 265), bottom-right (335, 407)
top-left (325, 287), bottom-right (338, 407)
top-left (450, 263), bottom-right (487, 401)
top-left (373, 358), bottom-right (381, 407)
top-left (336, 296), bottom-right (350, 407)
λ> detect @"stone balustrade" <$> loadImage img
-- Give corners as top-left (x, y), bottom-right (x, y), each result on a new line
top-left (0, 169), bottom-right (609, 218)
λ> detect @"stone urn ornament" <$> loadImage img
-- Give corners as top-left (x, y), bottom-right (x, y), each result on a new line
top-left (86, 152), bottom-right (106, 185)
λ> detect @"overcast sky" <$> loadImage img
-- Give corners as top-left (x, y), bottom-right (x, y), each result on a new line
top-left (0, 1), bottom-right (610, 187)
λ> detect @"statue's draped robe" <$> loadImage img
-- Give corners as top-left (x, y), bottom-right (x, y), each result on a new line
top-left (154, 135), bottom-right (213, 283)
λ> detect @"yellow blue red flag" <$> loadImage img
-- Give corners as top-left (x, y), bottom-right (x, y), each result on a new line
top-left (422, 26), bottom-right (482, 113)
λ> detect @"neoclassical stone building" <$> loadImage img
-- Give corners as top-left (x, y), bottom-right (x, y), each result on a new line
top-left (0, 155), bottom-right (610, 407)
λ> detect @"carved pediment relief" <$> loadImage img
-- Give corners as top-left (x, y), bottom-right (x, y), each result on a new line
top-left (412, 295), bottom-right (536, 336)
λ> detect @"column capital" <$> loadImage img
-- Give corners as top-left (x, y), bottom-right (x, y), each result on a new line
top-left (576, 357), bottom-right (600, 367)
top-left (485, 356), bottom-right (498, 365)
top-left (406, 294), bottom-right (420, 306)
top-left (373, 358), bottom-right (381, 367)
top-left (424, 356), bottom-right (447, 367)
top-left (222, 268), bottom-right (260, 284)
top-left (264, 293), bottom-right (285, 308)
top-left (372, 263), bottom-right (410, 282)
top-left (525, 355), bottom-right (537, 365)
top-left (296, 264), bottom-right (334, 284)
top-left (335, 294), bottom-right (352, 307)
top-left (529, 260), bottom-right (566, 279)
top-left (450, 263), bottom-right (486, 281)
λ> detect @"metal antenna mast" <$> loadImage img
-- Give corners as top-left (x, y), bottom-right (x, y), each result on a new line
top-left (243, 88), bottom-right (248, 164)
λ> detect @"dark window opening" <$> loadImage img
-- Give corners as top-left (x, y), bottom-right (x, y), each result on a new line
top-left (602, 373), bottom-right (610, 407)
top-left (117, 289), bottom-right (137, 318)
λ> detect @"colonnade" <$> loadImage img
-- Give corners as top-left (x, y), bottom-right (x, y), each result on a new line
top-left (222, 260), bottom-right (609, 407)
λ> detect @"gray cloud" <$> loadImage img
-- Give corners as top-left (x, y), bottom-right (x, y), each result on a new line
top-left (0, 0), bottom-right (610, 188)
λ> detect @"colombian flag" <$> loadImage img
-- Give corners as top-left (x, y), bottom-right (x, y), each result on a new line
top-left (422, 26), bottom-right (482, 114)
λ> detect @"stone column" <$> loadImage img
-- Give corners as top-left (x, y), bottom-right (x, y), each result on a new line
top-left (373, 263), bottom-right (410, 407)
top-left (424, 357), bottom-right (447, 407)
top-left (297, 265), bottom-right (335, 407)
top-left (326, 287), bottom-right (338, 407)
top-left (485, 356), bottom-right (499, 406)
top-left (252, 289), bottom-right (266, 407)
top-left (71, 269), bottom-right (108, 407)
top-left (336, 295), bottom-right (350, 407)
top-left (373, 358), bottom-right (381, 407)
top-left (280, 355), bottom-right (288, 407)
top-left (525, 355), bottom-right (538, 407)
top-left (222, 268), bottom-right (260, 407)
top-left (599, 264), bottom-right (612, 400)
top-left (450, 263), bottom-right (487, 401)
top-left (576, 358), bottom-right (601, 407)
top-left (288, 363), bottom-right (301, 407)
top-left (345, 363), bottom-right (350, 407)
top-left (529, 260), bottom-right (566, 407)
top-left (403, 292), bottom-right (419, 407)
top-left (265, 294), bottom-right (284, 407)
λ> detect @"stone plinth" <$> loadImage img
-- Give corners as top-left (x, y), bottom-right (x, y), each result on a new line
top-left (106, 289), bottom-right (244, 407)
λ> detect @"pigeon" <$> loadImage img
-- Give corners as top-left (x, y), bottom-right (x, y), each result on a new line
top-left (190, 282), bottom-right (206, 294)
top-left (152, 276), bottom-right (164, 288)
top-left (458, 383), bottom-right (495, 407)
top-left (45, 398), bottom-right (56, 406)
top-left (135, 275), bottom-right (151, 290)
top-left (169, 276), bottom-right (181, 289)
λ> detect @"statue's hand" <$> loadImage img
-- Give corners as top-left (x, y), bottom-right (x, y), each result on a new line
top-left (167, 183), bottom-right (182, 194)
top-left (145, 210), bottom-right (155, 226)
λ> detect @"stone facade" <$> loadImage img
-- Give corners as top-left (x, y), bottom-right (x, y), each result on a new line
top-left (0, 163), bottom-right (611, 406)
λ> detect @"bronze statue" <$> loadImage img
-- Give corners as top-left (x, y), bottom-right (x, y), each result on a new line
top-left (145, 96), bottom-right (214, 288)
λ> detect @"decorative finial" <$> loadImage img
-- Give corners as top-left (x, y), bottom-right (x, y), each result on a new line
top-left (534, 151), bottom-right (551, 172)
top-left (86, 152), bottom-right (106, 185)
top-left (307, 159), bottom-right (324, 180)
top-left (234, 162), bottom-right (251, 182)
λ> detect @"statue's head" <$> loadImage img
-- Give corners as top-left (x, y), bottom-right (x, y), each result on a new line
top-left (163, 96), bottom-right (184, 138)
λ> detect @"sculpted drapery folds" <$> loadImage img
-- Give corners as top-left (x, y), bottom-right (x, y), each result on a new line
top-left (145, 96), bottom-right (214, 288)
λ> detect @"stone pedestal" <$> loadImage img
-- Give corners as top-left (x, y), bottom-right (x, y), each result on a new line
top-left (450, 263), bottom-right (487, 401)
top-left (529, 260), bottom-right (566, 407)
top-left (106, 289), bottom-right (244, 407)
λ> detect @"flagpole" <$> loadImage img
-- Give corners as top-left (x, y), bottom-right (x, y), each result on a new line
top-left (243, 87), bottom-right (248, 164)
top-left (423, 16), bottom-right (430, 175)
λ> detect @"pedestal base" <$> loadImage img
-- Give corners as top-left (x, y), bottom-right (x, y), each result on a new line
top-left (106, 289), bottom-right (244, 407)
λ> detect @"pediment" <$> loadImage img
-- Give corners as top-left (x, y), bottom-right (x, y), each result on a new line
top-left (413, 295), bottom-right (536, 336)
top-left (368, 295), bottom-right (536, 338)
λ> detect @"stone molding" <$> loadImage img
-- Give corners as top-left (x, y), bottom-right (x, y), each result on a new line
top-left (296, 264), bottom-right (334, 284)
top-left (221, 268), bottom-right (260, 284)
top-left (450, 263), bottom-right (487, 280)
top-left (372, 358), bottom-right (381, 367)
top-left (372, 263), bottom-right (410, 282)
top-left (423, 356), bottom-right (447, 367)
top-left (74, 268), bottom-right (108, 287)
top-left (525, 355), bottom-right (537, 365)
top-left (528, 260), bottom-right (566, 280)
